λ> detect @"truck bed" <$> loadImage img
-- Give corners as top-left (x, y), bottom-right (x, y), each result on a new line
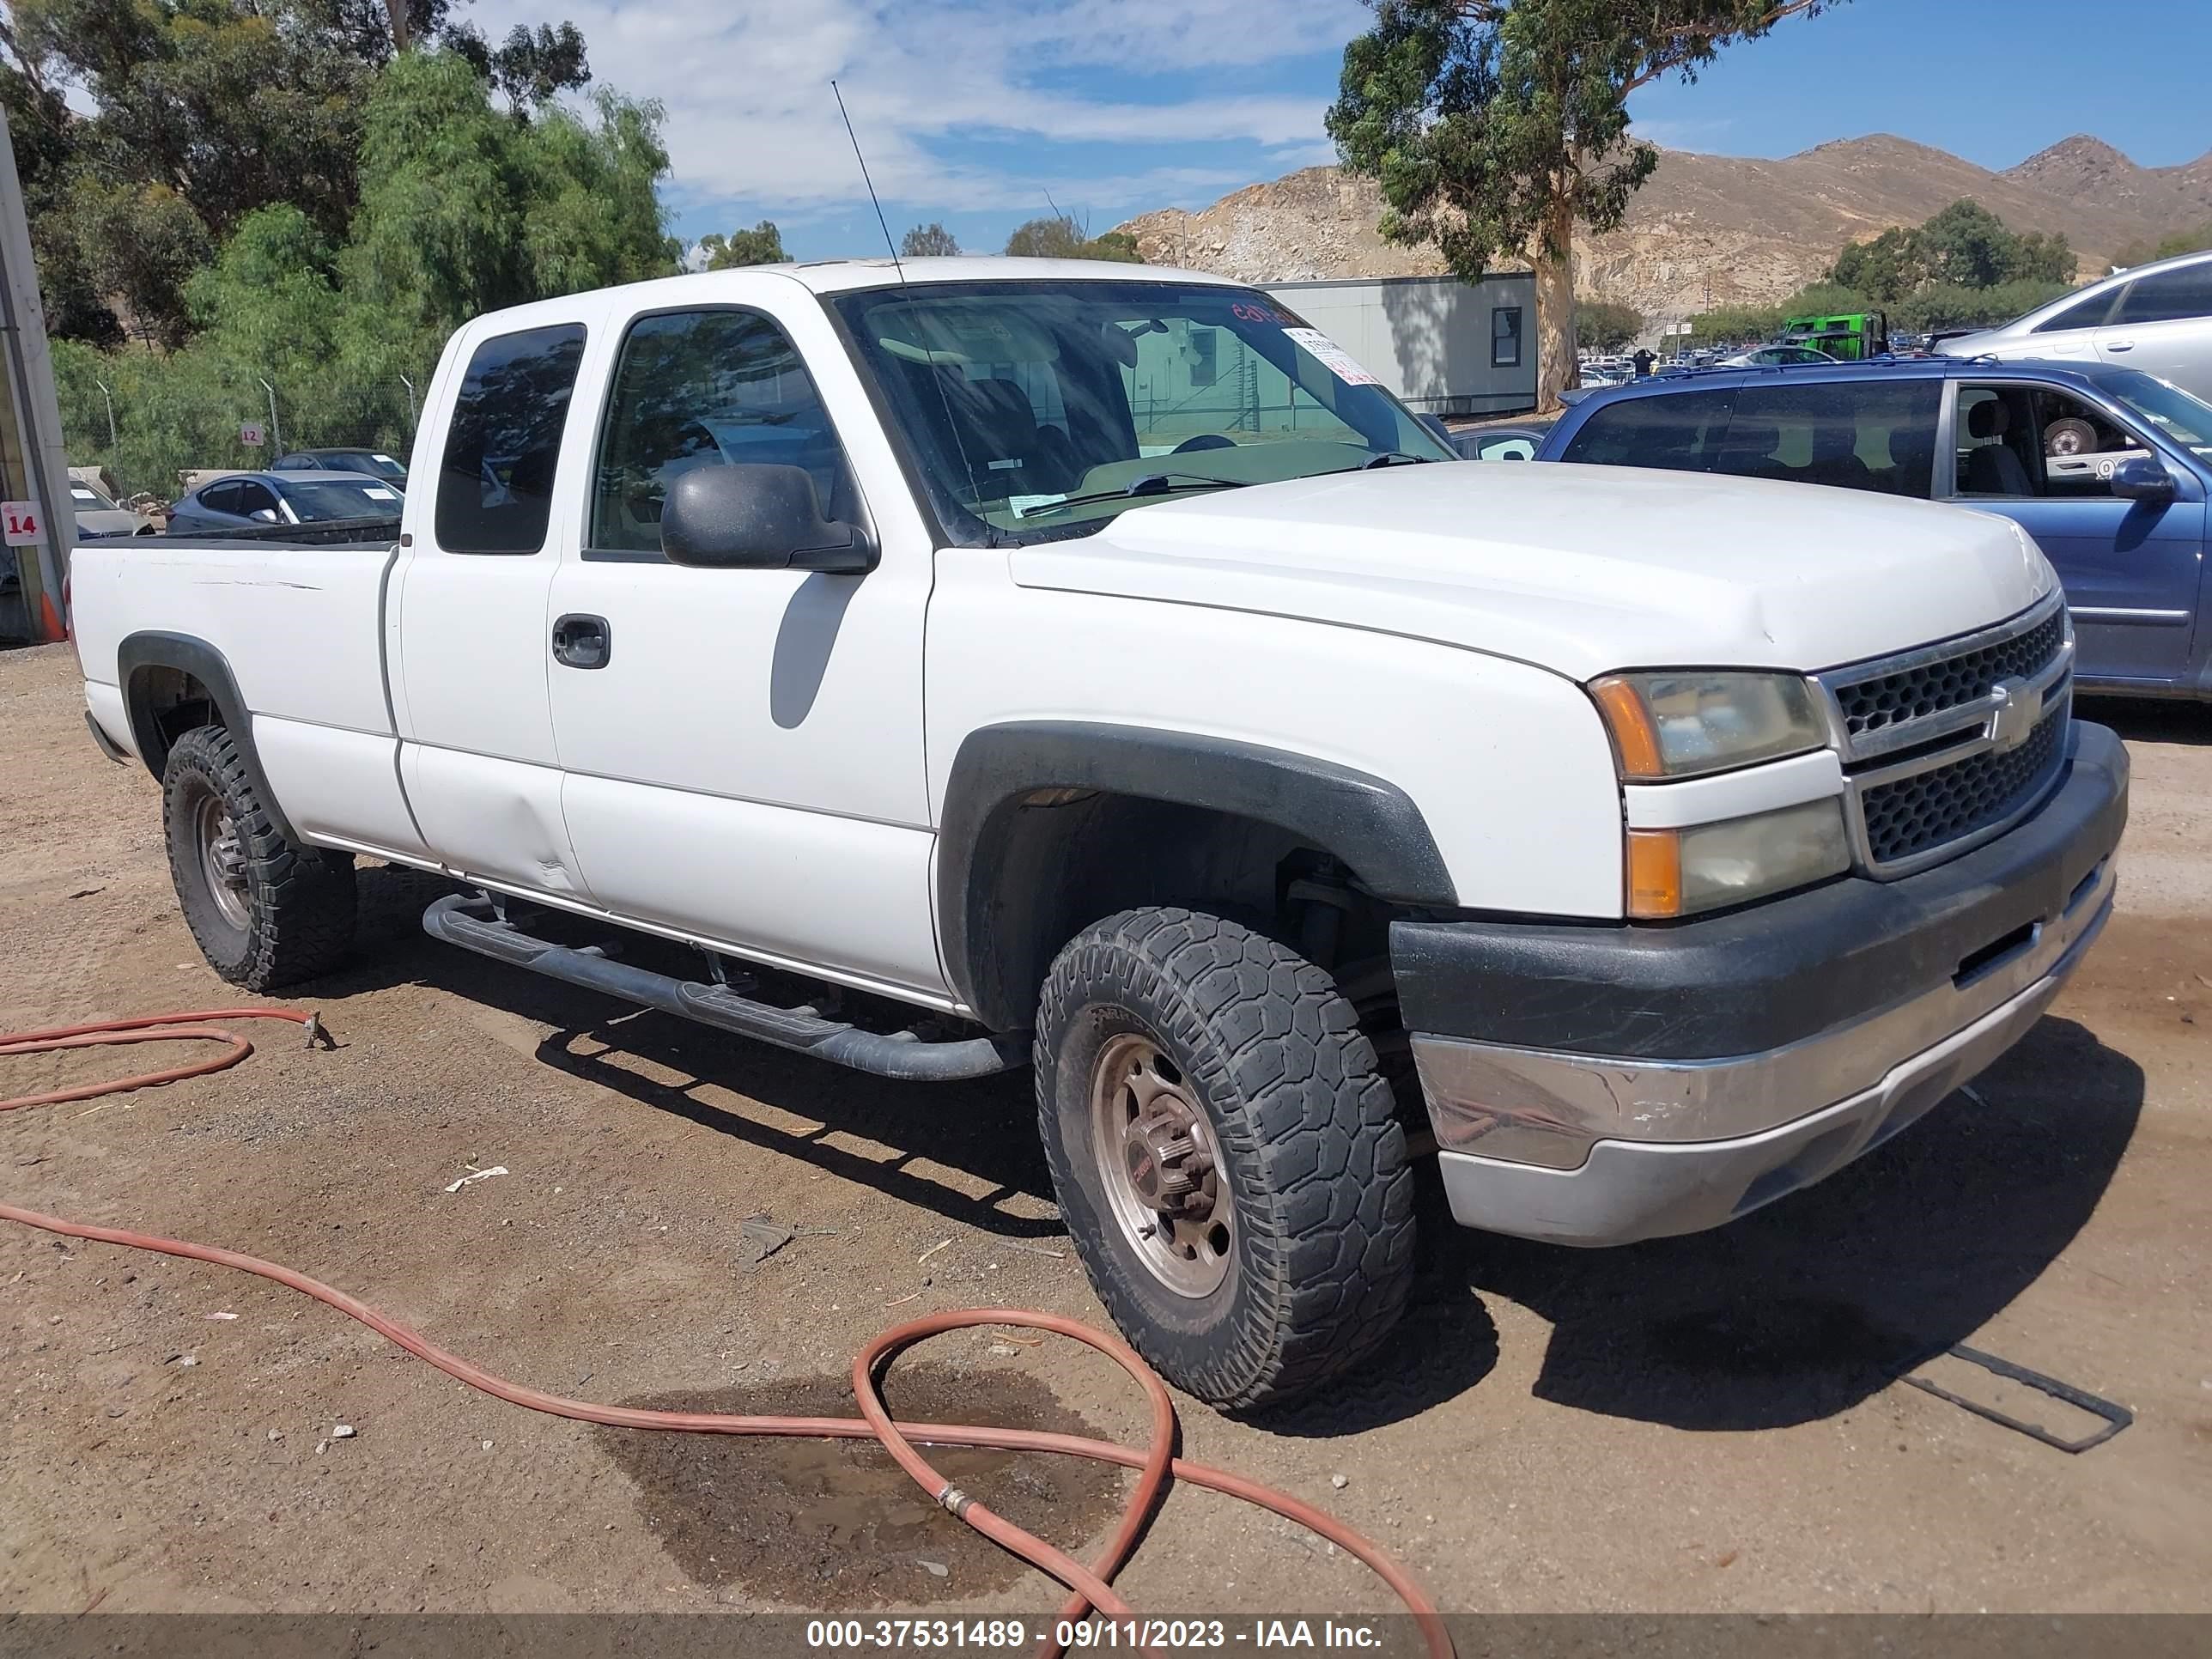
top-left (72, 536), bottom-right (411, 854)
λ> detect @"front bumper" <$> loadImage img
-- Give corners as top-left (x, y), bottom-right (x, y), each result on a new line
top-left (1396, 720), bottom-right (2128, 1247)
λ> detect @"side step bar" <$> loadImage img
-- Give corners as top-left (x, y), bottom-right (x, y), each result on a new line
top-left (422, 894), bottom-right (1027, 1082)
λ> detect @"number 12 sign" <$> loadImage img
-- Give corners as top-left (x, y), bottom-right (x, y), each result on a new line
top-left (2, 500), bottom-right (42, 546)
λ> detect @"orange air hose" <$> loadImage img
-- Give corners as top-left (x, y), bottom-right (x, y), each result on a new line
top-left (2, 1006), bottom-right (1453, 1657)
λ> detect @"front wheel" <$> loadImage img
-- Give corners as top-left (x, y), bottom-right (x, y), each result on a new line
top-left (162, 725), bottom-right (357, 991)
top-left (1035, 908), bottom-right (1415, 1411)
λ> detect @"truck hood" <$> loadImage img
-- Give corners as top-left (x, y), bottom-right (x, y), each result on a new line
top-left (1012, 462), bottom-right (2054, 682)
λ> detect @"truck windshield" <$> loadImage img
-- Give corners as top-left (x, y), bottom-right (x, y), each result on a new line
top-left (2103, 370), bottom-right (2212, 461)
top-left (827, 279), bottom-right (1453, 543)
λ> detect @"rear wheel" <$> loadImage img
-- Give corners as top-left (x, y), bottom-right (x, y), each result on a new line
top-left (1036, 908), bottom-right (1415, 1411)
top-left (162, 725), bottom-right (356, 991)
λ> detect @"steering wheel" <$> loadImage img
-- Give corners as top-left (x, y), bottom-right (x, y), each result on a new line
top-left (1170, 434), bottom-right (1237, 454)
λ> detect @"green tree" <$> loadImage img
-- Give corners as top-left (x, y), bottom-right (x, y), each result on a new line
top-left (699, 221), bottom-right (788, 267)
top-left (1574, 298), bottom-right (1644, 349)
top-left (1684, 301), bottom-right (1783, 345)
top-left (1003, 214), bottom-right (1141, 261)
top-left (0, 0), bottom-right (597, 345)
top-left (2114, 223), bottom-right (2212, 267)
top-left (443, 20), bottom-right (591, 116)
top-left (1328, 0), bottom-right (1842, 410)
top-left (1830, 226), bottom-right (1924, 303)
top-left (49, 46), bottom-right (676, 498)
top-left (1006, 214), bottom-right (1086, 258)
top-left (343, 52), bottom-right (673, 349)
top-left (900, 222), bottom-right (961, 257)
top-left (1829, 200), bottom-right (2075, 301)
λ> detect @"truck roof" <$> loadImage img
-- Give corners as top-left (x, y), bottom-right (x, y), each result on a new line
top-left (1570, 354), bottom-right (2136, 408)
top-left (447, 257), bottom-right (1252, 342)
top-left (769, 255), bottom-right (1246, 294)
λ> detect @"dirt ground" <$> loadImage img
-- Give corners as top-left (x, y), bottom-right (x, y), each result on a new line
top-left (3, 638), bottom-right (2209, 1620)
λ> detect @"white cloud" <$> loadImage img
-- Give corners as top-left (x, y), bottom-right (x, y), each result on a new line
top-left (470, 0), bottom-right (1355, 221)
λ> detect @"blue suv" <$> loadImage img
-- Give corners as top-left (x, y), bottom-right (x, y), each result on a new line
top-left (1535, 358), bottom-right (2212, 697)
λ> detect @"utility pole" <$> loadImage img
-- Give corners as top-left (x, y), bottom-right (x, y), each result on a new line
top-left (0, 106), bottom-right (73, 642)
top-left (399, 373), bottom-right (417, 428)
top-left (258, 377), bottom-right (283, 456)
top-left (94, 379), bottom-right (116, 447)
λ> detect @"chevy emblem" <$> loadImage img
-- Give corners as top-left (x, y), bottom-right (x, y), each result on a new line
top-left (1987, 677), bottom-right (2042, 752)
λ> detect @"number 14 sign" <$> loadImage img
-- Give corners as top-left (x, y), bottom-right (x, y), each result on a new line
top-left (3, 500), bottom-right (43, 546)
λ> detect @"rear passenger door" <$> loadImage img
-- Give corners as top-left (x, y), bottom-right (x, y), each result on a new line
top-left (2095, 260), bottom-right (2212, 398)
top-left (231, 480), bottom-right (282, 523)
top-left (392, 315), bottom-right (596, 899)
top-left (1943, 379), bottom-right (2205, 685)
top-left (544, 300), bottom-right (944, 1000)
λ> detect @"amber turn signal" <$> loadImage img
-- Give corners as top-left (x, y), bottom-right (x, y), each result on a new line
top-left (1626, 829), bottom-right (1684, 920)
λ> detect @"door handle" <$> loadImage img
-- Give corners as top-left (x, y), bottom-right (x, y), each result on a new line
top-left (2105, 338), bottom-right (2134, 351)
top-left (551, 613), bottom-right (611, 670)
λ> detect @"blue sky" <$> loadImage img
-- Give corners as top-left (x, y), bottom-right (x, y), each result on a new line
top-left (472, 0), bottom-right (2212, 263)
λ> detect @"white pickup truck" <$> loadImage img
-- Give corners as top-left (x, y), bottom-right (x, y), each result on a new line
top-left (70, 258), bottom-right (2127, 1410)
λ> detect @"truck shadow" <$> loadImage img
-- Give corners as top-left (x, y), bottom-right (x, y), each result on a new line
top-left (1432, 1014), bottom-right (2142, 1432)
top-left (2077, 693), bottom-right (2210, 747)
top-left (334, 867), bottom-right (2142, 1435)
top-left (333, 864), bottom-right (1060, 1239)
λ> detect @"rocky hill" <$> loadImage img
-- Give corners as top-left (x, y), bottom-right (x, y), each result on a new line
top-left (1115, 134), bottom-right (2212, 323)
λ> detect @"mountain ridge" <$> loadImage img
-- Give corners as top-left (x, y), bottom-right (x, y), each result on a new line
top-left (1115, 134), bottom-right (2212, 322)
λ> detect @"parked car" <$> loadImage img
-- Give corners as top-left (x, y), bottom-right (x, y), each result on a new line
top-left (165, 470), bottom-right (406, 534)
top-left (1536, 356), bottom-right (2212, 696)
top-left (69, 477), bottom-right (153, 538)
top-left (1448, 422), bottom-right (1549, 460)
top-left (1937, 249), bottom-right (2212, 422)
top-left (271, 447), bottom-right (409, 484)
top-left (1719, 343), bottom-right (1837, 368)
top-left (71, 258), bottom-right (2124, 1409)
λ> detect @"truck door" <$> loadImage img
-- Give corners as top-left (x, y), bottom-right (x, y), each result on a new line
top-left (1944, 379), bottom-right (2205, 685)
top-left (392, 316), bottom-right (594, 899)
top-left (544, 297), bottom-right (945, 1001)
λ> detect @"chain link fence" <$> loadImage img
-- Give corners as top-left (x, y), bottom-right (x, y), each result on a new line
top-left (53, 363), bottom-right (431, 507)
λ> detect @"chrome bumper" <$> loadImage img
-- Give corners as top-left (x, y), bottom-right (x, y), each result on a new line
top-left (1415, 856), bottom-right (2114, 1247)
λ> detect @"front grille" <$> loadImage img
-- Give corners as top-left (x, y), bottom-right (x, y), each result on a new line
top-left (1859, 707), bottom-right (2066, 866)
top-left (1832, 607), bottom-right (2068, 739)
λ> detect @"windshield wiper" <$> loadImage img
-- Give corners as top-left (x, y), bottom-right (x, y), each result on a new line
top-left (1357, 450), bottom-right (1437, 469)
top-left (1015, 472), bottom-right (1255, 518)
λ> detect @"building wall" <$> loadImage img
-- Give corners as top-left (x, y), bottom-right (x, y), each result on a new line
top-left (1266, 274), bottom-right (1540, 416)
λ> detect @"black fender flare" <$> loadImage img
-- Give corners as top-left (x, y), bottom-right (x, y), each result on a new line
top-left (938, 720), bottom-right (1456, 1027)
top-left (117, 630), bottom-right (301, 844)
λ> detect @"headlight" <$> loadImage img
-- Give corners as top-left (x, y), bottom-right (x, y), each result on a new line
top-left (1626, 797), bottom-right (1852, 919)
top-left (1589, 671), bottom-right (1826, 779)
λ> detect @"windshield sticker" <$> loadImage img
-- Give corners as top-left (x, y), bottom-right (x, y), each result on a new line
top-left (363, 486), bottom-right (400, 500)
top-left (1283, 326), bottom-right (1382, 386)
top-left (373, 453), bottom-right (398, 465)
top-left (1231, 300), bottom-right (1297, 325)
top-left (1008, 494), bottom-right (1068, 517)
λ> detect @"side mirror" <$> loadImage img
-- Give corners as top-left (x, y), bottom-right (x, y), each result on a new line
top-left (1417, 413), bottom-right (1454, 446)
top-left (250, 507), bottom-right (279, 523)
top-left (2110, 453), bottom-right (2177, 503)
top-left (660, 464), bottom-right (876, 573)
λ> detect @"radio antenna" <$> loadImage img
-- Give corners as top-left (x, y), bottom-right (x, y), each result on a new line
top-left (832, 80), bottom-right (905, 282)
top-left (829, 81), bottom-right (999, 542)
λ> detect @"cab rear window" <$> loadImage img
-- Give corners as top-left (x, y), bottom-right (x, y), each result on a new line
top-left (435, 322), bottom-right (587, 555)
